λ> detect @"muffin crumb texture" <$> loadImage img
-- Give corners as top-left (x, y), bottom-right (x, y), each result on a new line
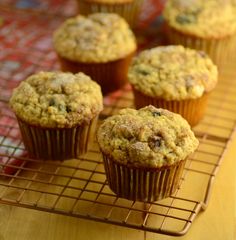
top-left (10, 72), bottom-right (103, 128)
top-left (164, 0), bottom-right (236, 38)
top-left (128, 45), bottom-right (218, 100)
top-left (97, 105), bottom-right (199, 167)
top-left (53, 13), bottom-right (137, 63)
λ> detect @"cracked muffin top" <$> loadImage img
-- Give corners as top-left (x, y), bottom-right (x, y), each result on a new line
top-left (10, 71), bottom-right (103, 128)
top-left (53, 13), bottom-right (137, 63)
top-left (97, 105), bottom-right (199, 168)
top-left (128, 45), bottom-right (218, 101)
top-left (163, 0), bottom-right (236, 38)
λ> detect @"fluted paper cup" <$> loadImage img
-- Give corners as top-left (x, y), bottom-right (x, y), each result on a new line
top-left (132, 88), bottom-right (210, 127)
top-left (166, 25), bottom-right (236, 67)
top-left (77, 0), bottom-right (144, 28)
top-left (58, 52), bottom-right (135, 95)
top-left (102, 154), bottom-right (186, 202)
top-left (17, 116), bottom-right (98, 161)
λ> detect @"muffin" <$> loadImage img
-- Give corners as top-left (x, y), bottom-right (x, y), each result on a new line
top-left (97, 105), bottom-right (199, 202)
top-left (53, 13), bottom-right (137, 95)
top-left (77, 0), bottom-right (144, 28)
top-left (128, 45), bottom-right (218, 126)
top-left (10, 71), bottom-right (103, 161)
top-left (163, 0), bottom-right (236, 66)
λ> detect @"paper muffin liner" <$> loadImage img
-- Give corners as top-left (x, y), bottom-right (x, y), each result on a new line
top-left (166, 25), bottom-right (236, 67)
top-left (132, 88), bottom-right (210, 127)
top-left (77, 0), bottom-right (144, 28)
top-left (17, 116), bottom-right (98, 161)
top-left (58, 52), bottom-right (135, 95)
top-left (102, 154), bottom-right (186, 202)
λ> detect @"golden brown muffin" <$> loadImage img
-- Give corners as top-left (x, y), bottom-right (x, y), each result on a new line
top-left (53, 13), bottom-right (136, 63)
top-left (163, 0), bottom-right (236, 66)
top-left (97, 105), bottom-right (199, 201)
top-left (53, 13), bottom-right (137, 94)
top-left (10, 71), bottom-right (103, 160)
top-left (128, 45), bottom-right (218, 126)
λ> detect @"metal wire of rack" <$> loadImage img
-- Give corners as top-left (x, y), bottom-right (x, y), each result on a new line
top-left (0, 2), bottom-right (236, 237)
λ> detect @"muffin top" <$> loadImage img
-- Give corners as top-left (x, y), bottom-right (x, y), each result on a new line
top-left (53, 13), bottom-right (137, 63)
top-left (10, 72), bottom-right (103, 128)
top-left (97, 105), bottom-right (199, 168)
top-left (128, 45), bottom-right (218, 100)
top-left (163, 0), bottom-right (236, 38)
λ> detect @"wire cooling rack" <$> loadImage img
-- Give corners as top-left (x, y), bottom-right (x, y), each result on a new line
top-left (0, 1), bottom-right (236, 237)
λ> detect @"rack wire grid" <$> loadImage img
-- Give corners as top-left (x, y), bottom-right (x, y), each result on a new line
top-left (0, 1), bottom-right (236, 237)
